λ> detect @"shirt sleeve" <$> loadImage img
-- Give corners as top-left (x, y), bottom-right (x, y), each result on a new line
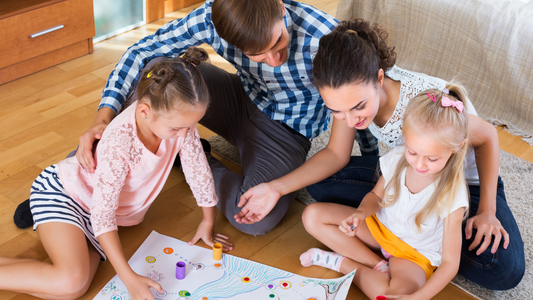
top-left (379, 145), bottom-right (405, 183)
top-left (99, 2), bottom-right (215, 114)
top-left (91, 125), bottom-right (141, 237)
top-left (441, 182), bottom-right (470, 219)
top-left (179, 125), bottom-right (218, 207)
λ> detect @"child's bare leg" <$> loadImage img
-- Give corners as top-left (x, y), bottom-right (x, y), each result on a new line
top-left (0, 222), bottom-right (101, 299)
top-left (0, 257), bottom-right (38, 265)
top-left (385, 257), bottom-right (426, 295)
top-left (359, 257), bottom-right (426, 299)
top-left (343, 259), bottom-right (392, 293)
top-left (302, 202), bottom-right (383, 269)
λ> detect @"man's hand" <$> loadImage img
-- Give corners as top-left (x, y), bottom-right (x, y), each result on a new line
top-left (76, 107), bottom-right (116, 172)
top-left (234, 182), bottom-right (281, 224)
top-left (76, 124), bottom-right (105, 173)
top-left (465, 210), bottom-right (509, 255)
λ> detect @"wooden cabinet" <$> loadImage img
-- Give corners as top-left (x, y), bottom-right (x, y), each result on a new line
top-left (0, 0), bottom-right (95, 84)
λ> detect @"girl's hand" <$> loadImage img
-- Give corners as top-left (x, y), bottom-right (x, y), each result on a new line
top-left (122, 271), bottom-right (163, 300)
top-left (339, 211), bottom-right (365, 236)
top-left (188, 220), bottom-right (233, 251)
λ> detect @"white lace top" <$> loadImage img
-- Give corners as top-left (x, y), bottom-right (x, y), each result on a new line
top-left (58, 102), bottom-right (218, 237)
top-left (368, 65), bottom-right (480, 185)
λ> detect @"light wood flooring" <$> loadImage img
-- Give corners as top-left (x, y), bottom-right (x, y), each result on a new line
top-left (1, 1), bottom-right (532, 299)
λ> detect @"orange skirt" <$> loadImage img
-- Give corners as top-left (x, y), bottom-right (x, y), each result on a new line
top-left (366, 214), bottom-right (436, 280)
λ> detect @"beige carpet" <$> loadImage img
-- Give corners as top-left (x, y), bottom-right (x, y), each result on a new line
top-left (208, 129), bottom-right (532, 300)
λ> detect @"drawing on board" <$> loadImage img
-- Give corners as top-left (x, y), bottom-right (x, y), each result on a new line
top-left (94, 231), bottom-right (355, 300)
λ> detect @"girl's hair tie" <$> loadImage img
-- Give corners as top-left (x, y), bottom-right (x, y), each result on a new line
top-left (427, 92), bottom-right (463, 112)
top-left (184, 59), bottom-right (196, 67)
top-left (441, 96), bottom-right (464, 113)
top-left (147, 71), bottom-right (153, 78)
top-left (345, 29), bottom-right (358, 36)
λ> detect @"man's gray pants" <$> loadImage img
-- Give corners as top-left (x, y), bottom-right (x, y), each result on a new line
top-left (197, 62), bottom-right (311, 236)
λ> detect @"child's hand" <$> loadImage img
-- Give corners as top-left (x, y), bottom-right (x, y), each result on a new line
top-left (339, 211), bottom-right (365, 236)
top-left (122, 271), bottom-right (163, 300)
top-left (188, 220), bottom-right (233, 251)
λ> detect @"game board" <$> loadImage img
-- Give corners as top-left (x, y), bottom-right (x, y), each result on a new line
top-left (94, 231), bottom-right (355, 300)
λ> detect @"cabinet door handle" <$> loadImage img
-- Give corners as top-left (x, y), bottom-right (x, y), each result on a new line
top-left (29, 25), bottom-right (65, 38)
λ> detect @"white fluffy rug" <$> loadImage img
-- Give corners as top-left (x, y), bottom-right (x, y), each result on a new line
top-left (208, 128), bottom-right (532, 300)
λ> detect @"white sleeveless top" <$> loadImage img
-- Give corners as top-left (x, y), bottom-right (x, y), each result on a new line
top-left (368, 65), bottom-right (480, 185)
top-left (377, 146), bottom-right (469, 266)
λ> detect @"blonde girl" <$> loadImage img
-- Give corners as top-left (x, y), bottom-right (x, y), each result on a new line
top-left (300, 86), bottom-right (470, 299)
top-left (2, 47), bottom-right (231, 300)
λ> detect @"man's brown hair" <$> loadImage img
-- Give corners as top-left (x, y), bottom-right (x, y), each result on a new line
top-left (212, 0), bottom-right (285, 54)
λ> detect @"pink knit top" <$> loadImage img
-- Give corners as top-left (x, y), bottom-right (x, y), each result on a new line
top-left (58, 102), bottom-right (218, 237)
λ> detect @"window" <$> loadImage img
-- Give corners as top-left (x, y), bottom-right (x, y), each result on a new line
top-left (93, 0), bottom-right (145, 43)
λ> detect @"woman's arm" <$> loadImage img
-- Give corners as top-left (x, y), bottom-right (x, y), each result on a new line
top-left (390, 208), bottom-right (465, 300)
top-left (98, 231), bottom-right (163, 300)
top-left (466, 114), bottom-right (509, 254)
top-left (270, 118), bottom-right (358, 195)
top-left (235, 118), bottom-right (357, 224)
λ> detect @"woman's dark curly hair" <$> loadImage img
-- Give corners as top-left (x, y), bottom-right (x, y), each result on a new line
top-left (313, 18), bottom-right (397, 90)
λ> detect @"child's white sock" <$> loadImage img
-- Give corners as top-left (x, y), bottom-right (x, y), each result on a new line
top-left (300, 248), bottom-right (345, 272)
top-left (373, 259), bottom-right (389, 273)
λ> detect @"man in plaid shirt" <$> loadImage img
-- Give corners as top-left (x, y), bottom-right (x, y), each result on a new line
top-left (76, 0), bottom-right (345, 235)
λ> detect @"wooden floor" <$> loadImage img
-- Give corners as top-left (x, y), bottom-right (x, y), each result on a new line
top-left (1, 1), bottom-right (532, 299)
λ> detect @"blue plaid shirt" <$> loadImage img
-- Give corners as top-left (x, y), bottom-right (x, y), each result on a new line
top-left (100, 0), bottom-right (338, 139)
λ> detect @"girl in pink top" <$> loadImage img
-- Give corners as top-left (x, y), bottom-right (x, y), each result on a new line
top-left (0, 47), bottom-right (231, 300)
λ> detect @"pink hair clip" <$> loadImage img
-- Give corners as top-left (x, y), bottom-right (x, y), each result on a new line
top-left (427, 92), bottom-right (437, 102)
top-left (441, 96), bottom-right (464, 113)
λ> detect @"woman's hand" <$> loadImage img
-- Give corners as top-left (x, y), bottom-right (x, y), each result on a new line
top-left (465, 210), bottom-right (509, 255)
top-left (339, 211), bottom-right (366, 236)
top-left (188, 219), bottom-right (233, 251)
top-left (235, 182), bottom-right (282, 224)
top-left (122, 270), bottom-right (163, 300)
